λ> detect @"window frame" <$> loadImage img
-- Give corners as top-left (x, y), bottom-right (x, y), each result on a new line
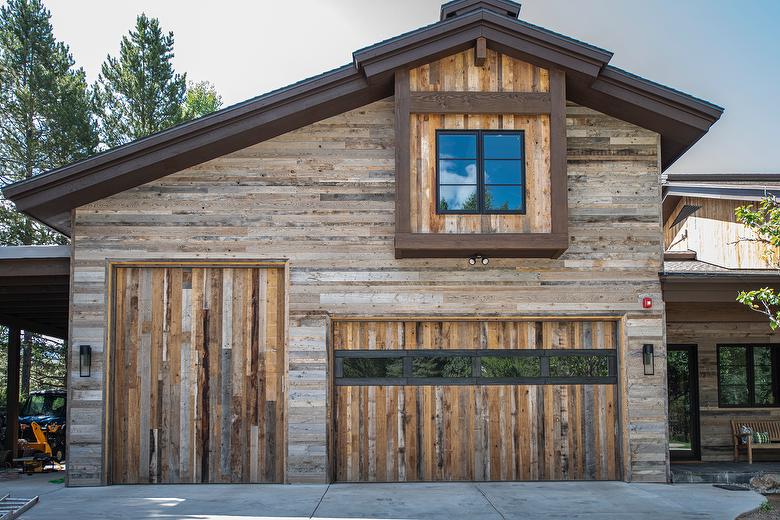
top-left (435, 129), bottom-right (526, 216)
top-left (716, 344), bottom-right (780, 408)
top-left (334, 348), bottom-right (617, 386)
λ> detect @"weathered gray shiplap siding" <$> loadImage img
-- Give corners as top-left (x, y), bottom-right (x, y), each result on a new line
top-left (67, 98), bottom-right (667, 485)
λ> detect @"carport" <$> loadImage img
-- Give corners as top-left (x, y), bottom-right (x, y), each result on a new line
top-left (0, 245), bottom-right (70, 457)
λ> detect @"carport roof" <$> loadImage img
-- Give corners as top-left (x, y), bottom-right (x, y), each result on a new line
top-left (0, 245), bottom-right (70, 339)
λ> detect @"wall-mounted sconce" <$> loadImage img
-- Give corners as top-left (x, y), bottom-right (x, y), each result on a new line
top-left (80, 345), bottom-right (92, 377)
top-left (468, 255), bottom-right (489, 266)
top-left (643, 344), bottom-right (654, 376)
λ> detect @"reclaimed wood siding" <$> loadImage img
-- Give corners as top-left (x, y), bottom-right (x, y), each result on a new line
top-left (68, 97), bottom-right (665, 485)
top-left (667, 307), bottom-right (780, 461)
top-left (333, 319), bottom-right (620, 481)
top-left (409, 50), bottom-right (551, 234)
top-left (665, 197), bottom-right (780, 269)
top-left (110, 266), bottom-right (285, 483)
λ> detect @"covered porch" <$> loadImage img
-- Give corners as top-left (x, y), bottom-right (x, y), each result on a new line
top-left (0, 245), bottom-right (70, 459)
top-left (662, 260), bottom-right (780, 470)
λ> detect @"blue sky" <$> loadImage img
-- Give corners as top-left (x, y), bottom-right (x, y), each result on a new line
top-left (44, 0), bottom-right (779, 173)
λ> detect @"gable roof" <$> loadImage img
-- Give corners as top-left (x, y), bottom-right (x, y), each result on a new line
top-left (3, 0), bottom-right (723, 237)
top-left (662, 173), bottom-right (780, 223)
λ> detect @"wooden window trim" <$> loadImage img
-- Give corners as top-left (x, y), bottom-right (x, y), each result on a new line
top-left (716, 344), bottom-right (780, 408)
top-left (393, 66), bottom-right (569, 259)
top-left (435, 129), bottom-right (526, 216)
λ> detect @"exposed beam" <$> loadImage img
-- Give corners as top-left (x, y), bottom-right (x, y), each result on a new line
top-left (474, 36), bottom-right (487, 66)
top-left (0, 313), bottom-right (67, 339)
top-left (409, 91), bottom-right (551, 114)
top-left (395, 232), bottom-right (569, 258)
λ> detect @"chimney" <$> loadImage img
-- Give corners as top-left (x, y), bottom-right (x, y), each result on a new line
top-left (440, 0), bottom-right (522, 21)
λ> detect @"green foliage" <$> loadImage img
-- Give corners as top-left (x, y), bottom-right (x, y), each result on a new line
top-left (0, 327), bottom-right (65, 408)
top-left (0, 0), bottom-right (96, 245)
top-left (735, 196), bottom-right (780, 328)
top-left (182, 80), bottom-right (222, 120)
top-left (93, 13), bottom-right (186, 148)
top-left (759, 499), bottom-right (773, 512)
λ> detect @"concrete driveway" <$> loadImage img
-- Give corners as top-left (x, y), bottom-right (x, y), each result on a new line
top-left (0, 473), bottom-right (766, 519)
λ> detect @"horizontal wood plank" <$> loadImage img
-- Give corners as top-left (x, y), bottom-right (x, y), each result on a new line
top-left (409, 92), bottom-right (551, 114)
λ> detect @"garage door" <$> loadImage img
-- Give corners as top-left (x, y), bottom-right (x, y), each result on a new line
top-left (333, 319), bottom-right (621, 482)
top-left (110, 265), bottom-right (285, 484)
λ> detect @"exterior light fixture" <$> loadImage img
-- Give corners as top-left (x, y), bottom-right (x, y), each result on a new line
top-left (642, 344), bottom-right (654, 376)
top-left (468, 255), bottom-right (490, 266)
top-left (80, 345), bottom-right (92, 377)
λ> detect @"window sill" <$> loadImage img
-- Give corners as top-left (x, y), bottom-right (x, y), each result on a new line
top-left (394, 232), bottom-right (569, 259)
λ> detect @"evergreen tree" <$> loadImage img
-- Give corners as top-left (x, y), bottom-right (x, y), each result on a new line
top-left (93, 13), bottom-right (186, 148)
top-left (0, 0), bottom-right (97, 245)
top-left (182, 80), bottom-right (222, 120)
top-left (0, 0), bottom-right (93, 400)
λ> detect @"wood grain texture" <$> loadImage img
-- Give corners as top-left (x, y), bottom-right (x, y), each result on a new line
top-left (110, 266), bottom-right (285, 484)
top-left (665, 196), bottom-right (780, 269)
top-left (407, 49), bottom-right (553, 235)
top-left (67, 98), bottom-right (665, 485)
top-left (332, 319), bottom-right (620, 481)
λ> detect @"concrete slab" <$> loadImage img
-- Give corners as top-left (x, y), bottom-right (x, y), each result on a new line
top-left (1, 480), bottom-right (764, 519)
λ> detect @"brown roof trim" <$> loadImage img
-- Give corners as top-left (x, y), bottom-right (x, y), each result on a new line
top-left (3, 7), bottom-right (723, 237)
top-left (354, 9), bottom-right (613, 84)
top-left (661, 272), bottom-right (780, 304)
top-left (441, 0), bottom-right (522, 20)
top-left (4, 65), bottom-right (391, 235)
top-left (666, 173), bottom-right (780, 182)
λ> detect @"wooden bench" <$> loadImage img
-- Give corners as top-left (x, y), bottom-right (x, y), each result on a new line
top-left (731, 418), bottom-right (780, 464)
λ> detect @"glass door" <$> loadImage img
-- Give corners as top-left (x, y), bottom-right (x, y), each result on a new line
top-left (667, 344), bottom-right (701, 460)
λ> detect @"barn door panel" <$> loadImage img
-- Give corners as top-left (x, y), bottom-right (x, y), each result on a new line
top-left (333, 319), bottom-right (621, 482)
top-left (111, 266), bottom-right (285, 484)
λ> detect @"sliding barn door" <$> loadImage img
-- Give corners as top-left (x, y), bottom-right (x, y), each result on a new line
top-left (111, 266), bottom-right (285, 484)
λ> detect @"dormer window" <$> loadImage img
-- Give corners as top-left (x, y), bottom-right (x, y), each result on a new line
top-left (436, 130), bottom-right (525, 214)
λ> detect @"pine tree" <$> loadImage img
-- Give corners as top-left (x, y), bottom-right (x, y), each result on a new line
top-left (182, 80), bottom-right (222, 120)
top-left (93, 13), bottom-right (186, 148)
top-left (0, 0), bottom-right (95, 401)
top-left (0, 0), bottom-right (97, 245)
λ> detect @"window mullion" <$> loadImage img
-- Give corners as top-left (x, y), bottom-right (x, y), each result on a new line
top-left (747, 346), bottom-right (756, 407)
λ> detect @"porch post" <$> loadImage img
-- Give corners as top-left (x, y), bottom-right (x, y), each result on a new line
top-left (6, 326), bottom-right (20, 456)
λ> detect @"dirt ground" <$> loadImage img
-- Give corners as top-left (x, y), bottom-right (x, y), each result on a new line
top-left (739, 494), bottom-right (780, 520)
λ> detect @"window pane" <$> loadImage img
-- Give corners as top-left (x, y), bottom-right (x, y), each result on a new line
top-left (483, 133), bottom-right (523, 159)
top-left (549, 355), bottom-right (610, 377)
top-left (720, 346), bottom-right (747, 366)
top-left (439, 185), bottom-right (478, 211)
top-left (484, 160), bottom-right (523, 184)
top-left (342, 358), bottom-right (403, 378)
top-left (719, 346), bottom-right (749, 405)
top-left (720, 384), bottom-right (750, 406)
top-left (412, 357), bottom-right (471, 378)
top-left (439, 160), bottom-right (477, 184)
top-left (755, 383), bottom-right (775, 405)
top-left (484, 185), bottom-right (523, 211)
top-left (438, 133), bottom-right (477, 159)
top-left (481, 356), bottom-right (540, 378)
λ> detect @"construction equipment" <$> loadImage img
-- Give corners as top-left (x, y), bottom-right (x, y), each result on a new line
top-left (14, 422), bottom-right (57, 474)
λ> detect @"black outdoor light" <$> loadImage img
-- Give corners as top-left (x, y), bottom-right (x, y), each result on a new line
top-left (79, 345), bottom-right (92, 377)
top-left (643, 344), bottom-right (654, 376)
top-left (468, 255), bottom-right (489, 266)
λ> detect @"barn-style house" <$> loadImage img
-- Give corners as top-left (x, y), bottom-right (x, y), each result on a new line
top-left (2, 0), bottom-right (779, 487)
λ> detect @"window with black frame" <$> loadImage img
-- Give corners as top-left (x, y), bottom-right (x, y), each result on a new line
top-left (718, 344), bottom-right (780, 407)
top-left (335, 349), bottom-right (617, 386)
top-left (436, 130), bottom-right (525, 214)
